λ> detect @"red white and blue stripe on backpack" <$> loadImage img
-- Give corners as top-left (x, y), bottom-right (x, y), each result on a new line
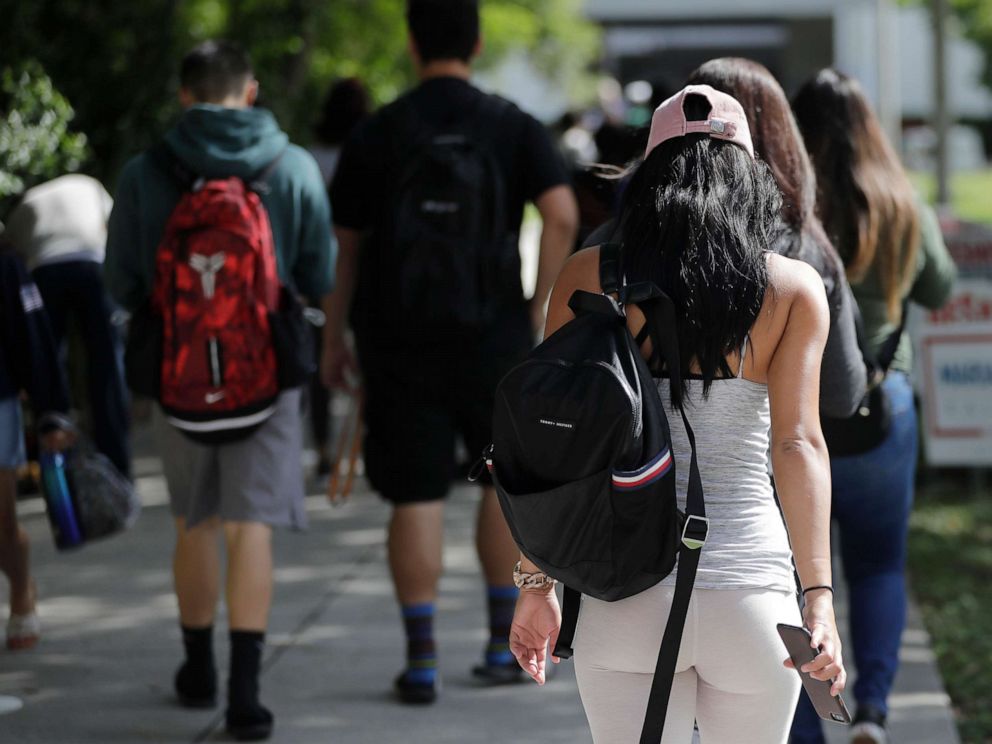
top-left (612, 448), bottom-right (673, 491)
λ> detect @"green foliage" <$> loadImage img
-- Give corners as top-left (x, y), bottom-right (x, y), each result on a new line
top-left (909, 484), bottom-right (992, 743)
top-left (901, 0), bottom-right (992, 92)
top-left (948, 0), bottom-right (992, 90)
top-left (0, 0), bottom-right (600, 187)
top-left (0, 61), bottom-right (90, 218)
top-left (910, 167), bottom-right (992, 223)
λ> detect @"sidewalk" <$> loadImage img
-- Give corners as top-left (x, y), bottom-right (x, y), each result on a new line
top-left (0, 445), bottom-right (960, 743)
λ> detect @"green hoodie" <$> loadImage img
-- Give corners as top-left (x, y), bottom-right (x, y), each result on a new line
top-left (105, 105), bottom-right (335, 310)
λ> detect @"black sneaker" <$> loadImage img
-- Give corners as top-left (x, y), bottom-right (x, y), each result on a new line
top-left (174, 662), bottom-right (217, 709)
top-left (471, 659), bottom-right (526, 685)
top-left (850, 705), bottom-right (887, 744)
top-left (394, 671), bottom-right (439, 705)
top-left (225, 703), bottom-right (274, 742)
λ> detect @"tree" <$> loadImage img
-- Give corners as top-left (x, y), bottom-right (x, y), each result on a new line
top-left (0, 0), bottom-right (599, 187)
top-left (0, 61), bottom-right (90, 219)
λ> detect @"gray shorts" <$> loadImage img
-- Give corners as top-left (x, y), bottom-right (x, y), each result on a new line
top-left (154, 389), bottom-right (307, 529)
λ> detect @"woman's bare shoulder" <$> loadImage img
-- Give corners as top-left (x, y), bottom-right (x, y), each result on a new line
top-left (556, 245), bottom-right (604, 295)
top-left (764, 252), bottom-right (828, 314)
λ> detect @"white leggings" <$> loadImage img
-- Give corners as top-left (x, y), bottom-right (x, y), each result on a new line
top-left (573, 585), bottom-right (802, 744)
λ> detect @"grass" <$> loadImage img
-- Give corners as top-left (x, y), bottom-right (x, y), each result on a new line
top-left (910, 169), bottom-right (992, 224)
top-left (908, 478), bottom-right (992, 743)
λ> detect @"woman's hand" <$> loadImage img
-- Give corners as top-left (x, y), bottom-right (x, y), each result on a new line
top-left (784, 590), bottom-right (847, 697)
top-left (509, 588), bottom-right (562, 685)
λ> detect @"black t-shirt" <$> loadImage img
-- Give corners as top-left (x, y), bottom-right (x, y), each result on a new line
top-left (331, 77), bottom-right (568, 347)
top-left (331, 77), bottom-right (567, 235)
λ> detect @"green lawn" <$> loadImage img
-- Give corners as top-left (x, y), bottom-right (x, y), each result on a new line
top-left (908, 480), bottom-right (992, 744)
top-left (910, 169), bottom-right (992, 224)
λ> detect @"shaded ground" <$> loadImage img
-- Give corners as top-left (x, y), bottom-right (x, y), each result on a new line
top-left (0, 443), bottom-right (961, 743)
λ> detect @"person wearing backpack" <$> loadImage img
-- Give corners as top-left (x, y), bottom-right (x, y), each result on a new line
top-left (790, 70), bottom-right (957, 744)
top-left (3, 174), bottom-right (132, 480)
top-left (104, 41), bottom-right (335, 741)
top-left (506, 86), bottom-right (845, 743)
top-left (323, 0), bottom-right (578, 704)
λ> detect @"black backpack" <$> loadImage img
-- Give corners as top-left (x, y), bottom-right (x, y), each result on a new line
top-left (483, 244), bottom-right (708, 744)
top-left (374, 95), bottom-right (520, 332)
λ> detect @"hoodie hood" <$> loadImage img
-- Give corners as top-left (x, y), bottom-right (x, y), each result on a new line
top-left (165, 105), bottom-right (289, 179)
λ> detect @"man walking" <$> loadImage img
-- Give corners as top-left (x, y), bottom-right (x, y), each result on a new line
top-left (105, 41), bottom-right (335, 740)
top-left (324, 0), bottom-right (578, 704)
top-left (5, 174), bottom-right (131, 480)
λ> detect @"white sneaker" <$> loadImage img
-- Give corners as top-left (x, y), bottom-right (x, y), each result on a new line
top-left (850, 720), bottom-right (887, 744)
top-left (6, 611), bottom-right (41, 651)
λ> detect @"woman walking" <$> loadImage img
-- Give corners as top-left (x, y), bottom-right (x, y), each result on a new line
top-left (790, 69), bottom-right (957, 744)
top-left (687, 57), bottom-right (866, 418)
top-left (509, 85), bottom-right (846, 744)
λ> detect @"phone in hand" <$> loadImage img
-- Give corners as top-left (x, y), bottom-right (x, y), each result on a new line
top-left (776, 623), bottom-right (852, 725)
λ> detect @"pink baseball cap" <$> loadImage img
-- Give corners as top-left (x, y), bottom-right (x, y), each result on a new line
top-left (645, 84), bottom-right (754, 159)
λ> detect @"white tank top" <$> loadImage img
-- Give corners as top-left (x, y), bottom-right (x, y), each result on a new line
top-left (656, 349), bottom-right (796, 592)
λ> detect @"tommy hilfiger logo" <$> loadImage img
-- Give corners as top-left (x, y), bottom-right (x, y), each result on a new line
top-left (539, 418), bottom-right (575, 430)
top-left (189, 253), bottom-right (226, 298)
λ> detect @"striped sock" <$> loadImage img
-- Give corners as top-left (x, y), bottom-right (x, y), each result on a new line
top-left (402, 602), bottom-right (437, 685)
top-left (485, 585), bottom-right (519, 667)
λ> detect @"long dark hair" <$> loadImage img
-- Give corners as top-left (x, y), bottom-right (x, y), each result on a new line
top-left (687, 58), bottom-right (842, 280)
top-left (619, 93), bottom-right (780, 406)
top-left (793, 69), bottom-right (920, 322)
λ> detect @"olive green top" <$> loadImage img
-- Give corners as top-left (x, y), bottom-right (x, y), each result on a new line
top-left (849, 200), bottom-right (957, 374)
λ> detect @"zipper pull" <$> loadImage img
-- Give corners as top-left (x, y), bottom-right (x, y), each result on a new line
top-left (467, 444), bottom-right (494, 482)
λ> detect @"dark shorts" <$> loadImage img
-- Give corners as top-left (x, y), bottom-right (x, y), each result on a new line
top-left (357, 320), bottom-right (530, 504)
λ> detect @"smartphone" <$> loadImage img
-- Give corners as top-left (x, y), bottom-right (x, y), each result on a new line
top-left (776, 623), bottom-right (852, 725)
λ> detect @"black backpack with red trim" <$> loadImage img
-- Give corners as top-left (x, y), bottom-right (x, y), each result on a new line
top-left (483, 244), bottom-right (707, 744)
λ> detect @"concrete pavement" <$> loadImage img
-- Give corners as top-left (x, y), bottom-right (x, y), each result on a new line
top-left (0, 443), bottom-right (960, 743)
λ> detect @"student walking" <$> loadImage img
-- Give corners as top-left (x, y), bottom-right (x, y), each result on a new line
top-left (105, 41), bottom-right (335, 741)
top-left (0, 242), bottom-right (71, 651)
top-left (324, 0), bottom-right (578, 704)
top-left (4, 174), bottom-right (132, 479)
top-left (790, 69), bottom-right (957, 744)
top-left (508, 86), bottom-right (845, 744)
top-left (686, 58), bottom-right (867, 418)
top-left (308, 78), bottom-right (371, 480)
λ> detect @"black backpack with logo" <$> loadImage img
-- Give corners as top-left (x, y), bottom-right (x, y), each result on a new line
top-left (483, 244), bottom-right (708, 744)
top-left (368, 94), bottom-right (520, 334)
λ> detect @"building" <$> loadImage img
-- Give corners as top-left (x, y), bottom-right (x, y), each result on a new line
top-left (583, 0), bottom-right (992, 162)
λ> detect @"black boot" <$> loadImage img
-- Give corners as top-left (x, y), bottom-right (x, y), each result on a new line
top-left (225, 630), bottom-right (273, 741)
top-left (174, 625), bottom-right (217, 708)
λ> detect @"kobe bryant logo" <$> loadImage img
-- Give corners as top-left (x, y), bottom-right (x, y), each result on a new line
top-left (189, 253), bottom-right (226, 298)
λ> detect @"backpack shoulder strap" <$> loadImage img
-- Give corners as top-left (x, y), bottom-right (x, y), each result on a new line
top-left (247, 149), bottom-right (286, 195)
top-left (552, 586), bottom-right (582, 659)
top-left (620, 281), bottom-right (709, 742)
top-left (598, 242), bottom-right (622, 296)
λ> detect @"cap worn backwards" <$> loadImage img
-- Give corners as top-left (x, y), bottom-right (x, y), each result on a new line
top-left (645, 84), bottom-right (754, 159)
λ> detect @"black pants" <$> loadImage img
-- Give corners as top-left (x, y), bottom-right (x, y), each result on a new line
top-left (33, 260), bottom-right (131, 478)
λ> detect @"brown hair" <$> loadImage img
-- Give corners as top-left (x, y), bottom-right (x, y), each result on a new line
top-left (687, 58), bottom-right (841, 277)
top-left (793, 68), bottom-right (920, 322)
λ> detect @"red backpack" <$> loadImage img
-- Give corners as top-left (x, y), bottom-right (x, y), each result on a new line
top-left (152, 151), bottom-right (283, 442)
